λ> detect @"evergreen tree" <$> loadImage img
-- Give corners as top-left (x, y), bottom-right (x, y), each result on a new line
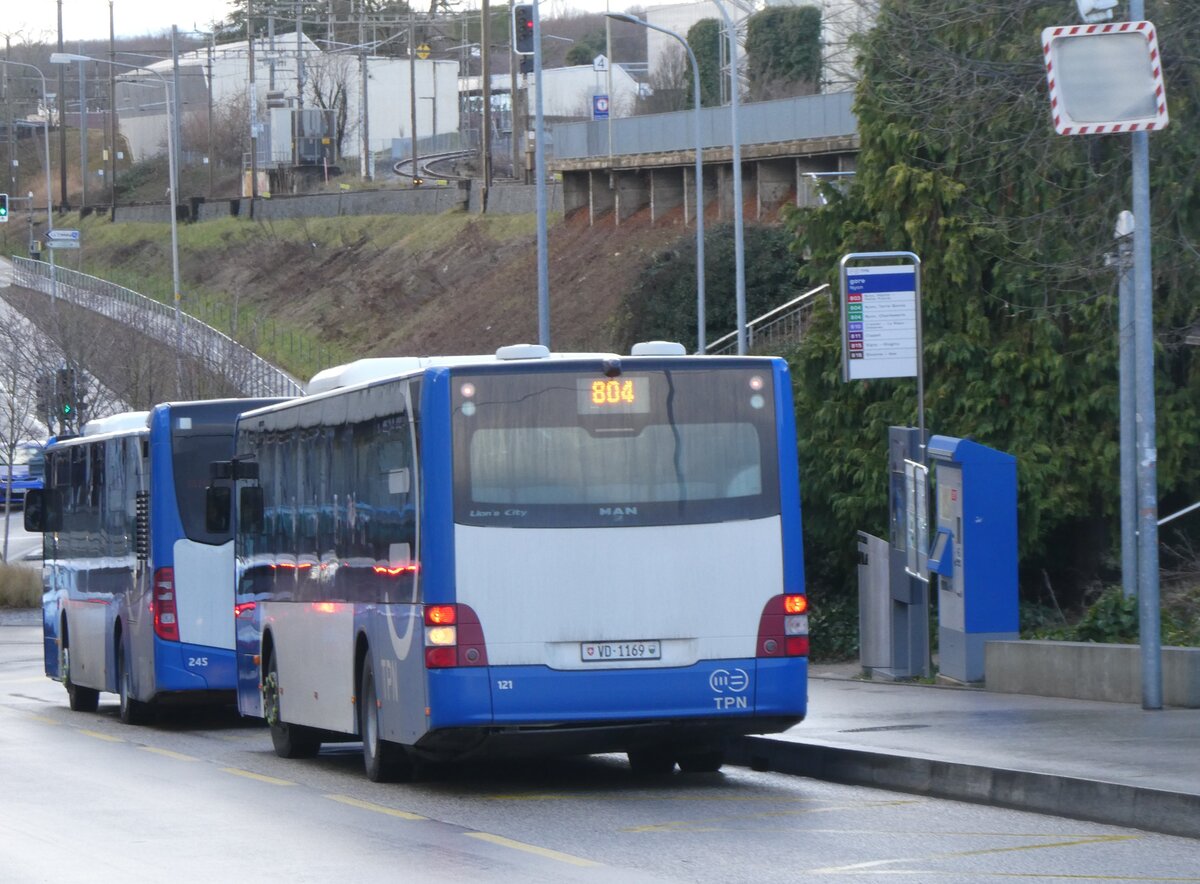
top-left (786, 0), bottom-right (1200, 597)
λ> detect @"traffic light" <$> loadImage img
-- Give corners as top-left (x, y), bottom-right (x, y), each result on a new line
top-left (35, 372), bottom-right (53, 420)
top-left (0, 192), bottom-right (9, 223)
top-left (56, 367), bottom-right (77, 422)
top-left (513, 4), bottom-right (534, 55)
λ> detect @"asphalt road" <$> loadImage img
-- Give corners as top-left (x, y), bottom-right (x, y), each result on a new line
top-left (2, 625), bottom-right (1198, 882)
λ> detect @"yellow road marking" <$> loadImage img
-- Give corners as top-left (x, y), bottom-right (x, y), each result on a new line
top-left (465, 832), bottom-right (602, 868)
top-left (325, 794), bottom-right (427, 820)
top-left (220, 767), bottom-right (296, 786)
top-left (623, 800), bottom-right (920, 833)
top-left (23, 714), bottom-right (60, 725)
top-left (807, 833), bottom-right (1144, 875)
top-left (79, 729), bottom-right (124, 743)
top-left (140, 747), bottom-right (199, 762)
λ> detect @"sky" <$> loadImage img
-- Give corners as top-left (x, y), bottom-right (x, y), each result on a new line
top-left (8, 0), bottom-right (239, 43)
top-left (7, 0), bottom-right (622, 44)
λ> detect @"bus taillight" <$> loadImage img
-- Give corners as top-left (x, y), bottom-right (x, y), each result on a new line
top-left (756, 594), bottom-right (808, 658)
top-left (423, 604), bottom-right (489, 669)
top-left (153, 568), bottom-right (180, 642)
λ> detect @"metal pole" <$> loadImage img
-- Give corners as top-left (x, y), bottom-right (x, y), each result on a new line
top-left (249, 1), bottom-right (259, 202)
top-left (171, 27), bottom-right (182, 194)
top-left (359, 1), bottom-right (370, 180)
top-left (110, 2), bottom-right (118, 216)
top-left (10, 62), bottom-right (55, 295)
top-left (1115, 212), bottom-right (1136, 601)
top-left (410, 14), bottom-right (418, 184)
top-left (55, 52), bottom-right (184, 396)
top-left (608, 14), bottom-right (705, 353)
top-left (532, 0), bottom-right (549, 347)
top-left (710, 0), bottom-right (746, 354)
top-left (481, 0), bottom-right (492, 210)
top-left (78, 56), bottom-right (87, 210)
top-left (1128, 0), bottom-right (1161, 711)
top-left (57, 0), bottom-right (68, 211)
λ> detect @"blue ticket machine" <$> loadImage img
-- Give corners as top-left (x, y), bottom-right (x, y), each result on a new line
top-left (926, 436), bottom-right (1018, 683)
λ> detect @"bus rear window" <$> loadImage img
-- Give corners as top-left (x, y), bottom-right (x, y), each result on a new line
top-left (452, 366), bottom-right (780, 528)
top-left (173, 433), bottom-right (236, 543)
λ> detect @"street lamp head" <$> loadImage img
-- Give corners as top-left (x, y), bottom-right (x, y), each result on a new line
top-left (1075, 0), bottom-right (1119, 23)
top-left (49, 52), bottom-right (93, 65)
top-left (605, 12), bottom-right (645, 25)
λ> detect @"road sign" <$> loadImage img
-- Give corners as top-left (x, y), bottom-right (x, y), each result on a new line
top-left (44, 229), bottom-right (81, 250)
top-left (417, 43), bottom-right (431, 60)
top-left (840, 262), bottom-right (919, 381)
top-left (593, 94), bottom-right (609, 121)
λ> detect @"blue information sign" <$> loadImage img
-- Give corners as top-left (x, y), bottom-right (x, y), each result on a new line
top-left (592, 94), bottom-right (609, 120)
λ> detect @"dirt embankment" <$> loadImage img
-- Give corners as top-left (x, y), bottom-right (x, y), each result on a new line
top-left (185, 207), bottom-right (696, 360)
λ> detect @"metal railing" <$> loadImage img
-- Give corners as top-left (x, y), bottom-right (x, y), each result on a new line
top-left (704, 284), bottom-right (831, 356)
top-left (10, 258), bottom-right (303, 398)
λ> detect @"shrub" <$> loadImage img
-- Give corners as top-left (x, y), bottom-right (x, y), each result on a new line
top-left (0, 562), bottom-right (40, 608)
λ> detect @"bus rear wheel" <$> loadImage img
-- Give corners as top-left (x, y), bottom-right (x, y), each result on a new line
top-left (360, 656), bottom-right (412, 783)
top-left (117, 640), bottom-right (151, 725)
top-left (677, 749), bottom-right (725, 773)
top-left (262, 651), bottom-right (321, 759)
top-left (627, 747), bottom-right (676, 776)
top-left (60, 633), bottom-right (99, 713)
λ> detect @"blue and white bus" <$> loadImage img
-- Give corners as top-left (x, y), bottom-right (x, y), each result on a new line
top-left (219, 343), bottom-right (808, 780)
top-left (25, 398), bottom-right (285, 722)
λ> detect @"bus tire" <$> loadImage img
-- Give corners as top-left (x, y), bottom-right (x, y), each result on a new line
top-left (627, 748), bottom-right (675, 776)
top-left (117, 640), bottom-right (151, 725)
top-left (677, 749), bottom-right (725, 774)
top-left (360, 656), bottom-right (411, 783)
top-left (262, 651), bottom-right (321, 759)
top-left (61, 631), bottom-right (99, 713)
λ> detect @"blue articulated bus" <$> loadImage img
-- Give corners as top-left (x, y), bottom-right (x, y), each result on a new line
top-left (216, 343), bottom-right (809, 781)
top-left (25, 398), bottom-right (285, 722)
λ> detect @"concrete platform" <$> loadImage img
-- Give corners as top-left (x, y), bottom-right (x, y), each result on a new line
top-left (734, 668), bottom-right (1200, 839)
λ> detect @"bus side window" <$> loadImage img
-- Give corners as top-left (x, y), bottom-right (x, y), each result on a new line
top-left (206, 486), bottom-right (232, 533)
top-left (240, 486), bottom-right (264, 535)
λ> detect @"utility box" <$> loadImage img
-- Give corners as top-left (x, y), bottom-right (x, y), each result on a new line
top-left (857, 427), bottom-right (931, 680)
top-left (927, 435), bottom-right (1018, 683)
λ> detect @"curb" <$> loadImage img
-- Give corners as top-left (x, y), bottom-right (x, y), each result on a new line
top-left (730, 736), bottom-right (1200, 840)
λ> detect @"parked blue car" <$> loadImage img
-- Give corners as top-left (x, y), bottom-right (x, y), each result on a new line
top-left (0, 440), bottom-right (45, 508)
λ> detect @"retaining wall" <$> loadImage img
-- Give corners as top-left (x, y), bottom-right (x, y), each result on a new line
top-left (985, 639), bottom-right (1200, 707)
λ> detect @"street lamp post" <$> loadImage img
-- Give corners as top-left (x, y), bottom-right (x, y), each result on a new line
top-left (607, 12), bottom-right (706, 352)
top-left (51, 52), bottom-right (183, 398)
top-left (709, 0), bottom-right (747, 354)
top-left (5, 61), bottom-right (57, 299)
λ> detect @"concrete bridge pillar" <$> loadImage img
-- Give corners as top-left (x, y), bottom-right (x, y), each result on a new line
top-left (650, 168), bottom-right (684, 225)
top-left (614, 171), bottom-right (649, 225)
top-left (589, 170), bottom-right (615, 224)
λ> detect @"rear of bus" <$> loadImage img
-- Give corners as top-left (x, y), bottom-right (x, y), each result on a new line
top-left (143, 399), bottom-right (284, 700)
top-left (418, 354), bottom-right (808, 760)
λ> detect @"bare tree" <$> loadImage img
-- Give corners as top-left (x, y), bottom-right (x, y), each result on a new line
top-left (305, 52), bottom-right (355, 158)
top-left (636, 45), bottom-right (690, 115)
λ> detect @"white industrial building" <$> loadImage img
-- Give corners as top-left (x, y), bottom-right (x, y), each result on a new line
top-left (114, 35), bottom-right (459, 167)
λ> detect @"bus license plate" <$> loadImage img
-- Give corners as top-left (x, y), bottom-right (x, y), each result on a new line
top-left (580, 640), bottom-right (661, 662)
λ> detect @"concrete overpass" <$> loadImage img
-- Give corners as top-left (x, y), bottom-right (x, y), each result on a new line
top-left (547, 91), bottom-right (858, 226)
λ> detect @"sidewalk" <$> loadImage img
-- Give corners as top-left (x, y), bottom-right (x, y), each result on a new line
top-left (734, 667), bottom-right (1200, 839)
